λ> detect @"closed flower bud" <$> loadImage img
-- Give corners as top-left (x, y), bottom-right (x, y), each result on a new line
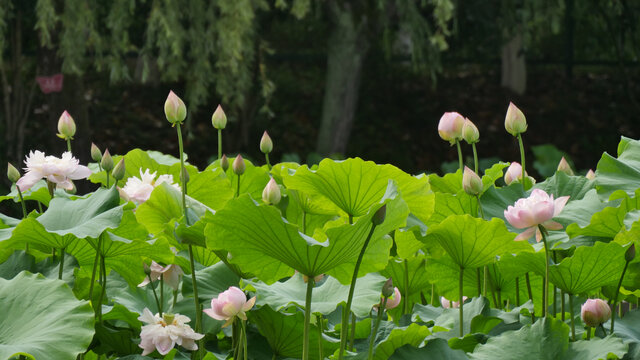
top-left (382, 278), bottom-right (394, 298)
top-left (232, 155), bottom-right (245, 175)
top-left (462, 118), bottom-right (480, 144)
top-left (504, 102), bottom-right (527, 136)
top-left (57, 110), bottom-right (76, 140)
top-left (372, 204), bottom-right (386, 225)
top-left (262, 178), bottom-right (281, 205)
top-left (463, 166), bottom-right (483, 196)
top-left (438, 112), bottom-right (465, 143)
top-left (7, 163), bottom-right (20, 183)
top-left (260, 131), bottom-right (273, 154)
top-left (505, 162), bottom-right (526, 185)
top-left (581, 299), bottom-right (611, 327)
top-left (112, 159), bottom-right (126, 181)
top-left (384, 288), bottom-right (402, 310)
top-left (586, 169), bottom-right (596, 180)
top-left (557, 157), bottom-right (574, 176)
top-left (164, 91), bottom-right (187, 125)
top-left (91, 143), bottom-right (102, 162)
top-left (211, 105), bottom-right (227, 130)
top-left (101, 149), bottom-right (114, 172)
top-left (626, 244), bottom-right (636, 263)
top-left (221, 154), bottom-right (229, 172)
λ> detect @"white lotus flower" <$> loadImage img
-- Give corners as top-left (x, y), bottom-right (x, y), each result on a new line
top-left (138, 261), bottom-right (184, 291)
top-left (16, 150), bottom-right (92, 192)
top-left (119, 169), bottom-right (179, 205)
top-left (138, 308), bottom-right (203, 356)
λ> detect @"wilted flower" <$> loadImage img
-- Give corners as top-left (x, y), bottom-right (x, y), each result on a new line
top-left (462, 118), bottom-right (480, 144)
top-left (504, 102), bottom-right (527, 136)
top-left (504, 162), bottom-right (535, 186)
top-left (581, 299), bottom-right (611, 327)
top-left (504, 189), bottom-right (569, 242)
top-left (164, 91), bottom-right (187, 125)
top-left (57, 110), bottom-right (76, 140)
top-left (438, 112), bottom-right (465, 143)
top-left (138, 308), bottom-right (203, 356)
top-left (441, 296), bottom-right (468, 309)
top-left (586, 169), bottom-right (596, 180)
top-left (462, 166), bottom-right (483, 196)
top-left (262, 178), bottom-right (281, 205)
top-left (211, 104), bottom-right (227, 130)
top-left (203, 286), bottom-right (256, 327)
top-left (119, 169), bottom-right (180, 205)
top-left (260, 131), bottom-right (273, 154)
top-left (16, 150), bottom-right (92, 192)
top-left (557, 157), bottom-right (574, 176)
top-left (138, 261), bottom-right (184, 291)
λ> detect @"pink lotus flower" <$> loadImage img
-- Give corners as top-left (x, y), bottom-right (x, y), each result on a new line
top-left (203, 286), bottom-right (256, 327)
top-left (384, 287), bottom-right (402, 310)
top-left (504, 189), bottom-right (569, 242)
top-left (16, 150), bottom-right (92, 192)
top-left (504, 162), bottom-right (532, 185)
top-left (441, 296), bottom-right (467, 309)
top-left (581, 299), bottom-right (611, 327)
top-left (119, 169), bottom-right (179, 205)
top-left (138, 308), bottom-right (203, 356)
top-left (438, 112), bottom-right (465, 143)
top-left (138, 261), bottom-right (184, 291)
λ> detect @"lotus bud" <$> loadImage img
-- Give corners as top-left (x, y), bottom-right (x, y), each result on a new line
top-left (382, 278), bottom-right (394, 298)
top-left (164, 91), bottom-right (187, 125)
top-left (91, 143), bottom-right (102, 162)
top-left (438, 112), bottom-right (465, 143)
top-left (626, 244), bottom-right (636, 263)
top-left (505, 162), bottom-right (528, 185)
top-left (462, 118), bottom-right (480, 144)
top-left (384, 288), bottom-right (402, 309)
top-left (57, 110), bottom-right (76, 140)
top-left (586, 169), bottom-right (596, 180)
top-left (221, 154), bottom-right (229, 172)
top-left (580, 299), bottom-right (611, 327)
top-left (557, 157), bottom-right (574, 176)
top-left (463, 166), bottom-right (483, 196)
top-left (7, 163), bottom-right (20, 183)
top-left (211, 104), bottom-right (227, 130)
top-left (112, 159), bottom-right (125, 181)
top-left (260, 131), bottom-right (273, 154)
top-left (232, 155), bottom-right (245, 175)
top-left (372, 204), bottom-right (386, 225)
top-left (101, 149), bottom-right (114, 172)
top-left (504, 102), bottom-right (527, 136)
top-left (262, 178), bottom-right (281, 205)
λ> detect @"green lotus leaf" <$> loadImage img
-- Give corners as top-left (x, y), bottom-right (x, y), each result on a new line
top-left (368, 322), bottom-right (431, 360)
top-left (413, 297), bottom-right (496, 339)
top-left (428, 169), bottom-right (462, 194)
top-left (390, 338), bottom-right (469, 360)
top-left (181, 261), bottom-right (241, 301)
top-left (479, 184), bottom-right (526, 228)
top-left (423, 255), bottom-right (482, 301)
top-left (565, 336), bottom-right (628, 360)
top-left (381, 256), bottom-right (430, 313)
top-left (426, 191), bottom-right (478, 226)
top-left (566, 190), bottom-right (640, 239)
top-left (0, 180), bottom-right (51, 206)
top-left (394, 228), bottom-right (424, 259)
top-left (481, 162), bottom-right (510, 191)
top-left (247, 273), bottom-right (385, 317)
top-left (0, 271), bottom-right (94, 360)
top-left (594, 136), bottom-right (640, 199)
top-left (532, 144), bottom-right (570, 178)
top-left (549, 241), bottom-right (627, 294)
top-left (612, 310), bottom-right (640, 359)
top-left (186, 168), bottom-right (234, 211)
top-left (205, 156), bottom-right (270, 200)
top-left (533, 171), bottom-right (595, 201)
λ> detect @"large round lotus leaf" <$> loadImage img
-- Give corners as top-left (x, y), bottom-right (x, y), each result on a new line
top-left (0, 271), bottom-right (94, 360)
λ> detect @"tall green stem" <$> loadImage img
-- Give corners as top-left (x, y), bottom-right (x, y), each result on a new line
top-left (483, 266), bottom-right (488, 297)
top-left (98, 255), bottom-right (106, 323)
top-left (368, 297), bottom-right (388, 360)
top-left (476, 268), bottom-right (482, 297)
top-left (403, 260), bottom-right (410, 314)
top-left (561, 290), bottom-right (566, 321)
top-left (66, 139), bottom-right (72, 152)
top-left (148, 273), bottom-right (162, 316)
top-left (302, 278), bottom-right (315, 360)
top-left (241, 320), bottom-right (248, 360)
top-left (217, 129), bottom-right (222, 160)
top-left (539, 226), bottom-right (550, 318)
top-left (236, 174), bottom-right (241, 198)
top-left (472, 143), bottom-right (479, 173)
top-left (569, 293), bottom-right (575, 341)
top-left (58, 247), bottom-right (65, 280)
top-left (459, 266), bottom-right (465, 337)
top-left (17, 188), bottom-right (27, 218)
top-left (176, 123), bottom-right (188, 221)
top-left (516, 133), bottom-right (529, 190)
top-left (188, 245), bottom-right (202, 355)
top-left (476, 196), bottom-right (485, 219)
top-left (586, 326), bottom-right (591, 340)
top-left (316, 314), bottom-right (324, 360)
top-left (525, 272), bottom-right (535, 322)
top-left (265, 153), bottom-right (271, 170)
top-left (455, 140), bottom-right (463, 172)
top-left (338, 224), bottom-right (377, 359)
top-left (89, 237), bottom-right (102, 302)
top-left (515, 277), bottom-right (520, 306)
top-left (610, 259), bottom-right (630, 333)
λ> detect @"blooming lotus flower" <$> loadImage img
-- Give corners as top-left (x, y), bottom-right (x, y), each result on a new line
top-left (203, 286), bottom-right (256, 327)
top-left (16, 150), bottom-right (92, 192)
top-left (441, 296), bottom-right (467, 309)
top-left (581, 299), bottom-right (611, 327)
top-left (438, 112), bottom-right (465, 143)
top-left (138, 261), bottom-right (184, 291)
top-left (504, 162), bottom-right (535, 186)
top-left (504, 189), bottom-right (569, 242)
top-left (138, 308), bottom-right (203, 356)
top-left (119, 169), bottom-right (180, 205)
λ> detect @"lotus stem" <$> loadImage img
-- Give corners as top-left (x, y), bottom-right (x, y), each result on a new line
top-left (236, 174), bottom-right (241, 198)
top-left (517, 133), bottom-right (529, 190)
top-left (610, 258), bottom-right (630, 333)
top-left (89, 236), bottom-right (102, 302)
top-left (403, 259), bottom-right (410, 314)
top-left (561, 290), bottom-right (566, 321)
top-left (58, 247), bottom-right (65, 280)
top-left (302, 277), bottom-right (315, 360)
top-left (515, 277), bottom-right (520, 306)
top-left (483, 266), bottom-right (488, 297)
top-left (477, 268), bottom-right (482, 297)
top-left (459, 266), bottom-right (465, 337)
top-left (265, 153), bottom-right (271, 170)
top-left (66, 138), bottom-right (72, 153)
top-left (472, 143), bottom-right (479, 174)
top-left (368, 296), bottom-right (388, 360)
top-left (217, 129), bottom-right (222, 160)
top-left (317, 314), bottom-right (324, 360)
top-left (456, 140), bottom-right (463, 172)
top-left (539, 225), bottom-right (550, 318)
top-left (569, 293), bottom-right (575, 341)
top-left (148, 273), bottom-right (162, 316)
top-left (349, 313), bottom-right (356, 350)
top-left (586, 326), bottom-right (591, 340)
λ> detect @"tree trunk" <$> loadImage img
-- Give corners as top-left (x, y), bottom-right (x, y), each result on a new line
top-left (316, 1), bottom-right (370, 156)
top-left (500, 34), bottom-right (527, 95)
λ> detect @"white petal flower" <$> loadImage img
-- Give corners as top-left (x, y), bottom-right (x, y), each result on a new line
top-left (16, 150), bottom-right (91, 192)
top-left (138, 261), bottom-right (184, 291)
top-left (138, 308), bottom-right (203, 356)
top-left (119, 169), bottom-right (180, 205)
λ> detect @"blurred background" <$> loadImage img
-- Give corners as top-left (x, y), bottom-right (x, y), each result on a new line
top-left (1, 0), bottom-right (639, 185)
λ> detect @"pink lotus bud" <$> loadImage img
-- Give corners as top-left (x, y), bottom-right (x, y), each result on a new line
top-left (626, 244), bottom-right (636, 262)
top-left (7, 163), bottom-right (20, 183)
top-left (262, 178), bottom-right (281, 205)
top-left (211, 104), bottom-right (227, 130)
top-left (504, 102), bottom-right (527, 136)
top-left (57, 110), bottom-right (76, 140)
top-left (203, 286), bottom-right (256, 328)
top-left (164, 91), bottom-right (187, 125)
top-left (90, 143), bottom-right (102, 162)
top-left (101, 149), bottom-right (114, 172)
top-left (462, 166), bottom-right (483, 196)
top-left (438, 112), bottom-right (465, 143)
top-left (441, 296), bottom-right (468, 308)
top-left (581, 298), bottom-right (611, 327)
top-left (586, 169), bottom-right (596, 180)
top-left (384, 287), bottom-right (402, 309)
top-left (232, 155), bottom-right (245, 175)
top-left (260, 131), bottom-right (273, 154)
top-left (112, 159), bottom-right (126, 181)
top-left (557, 157), bottom-right (574, 176)
top-left (220, 154), bottom-right (229, 172)
top-left (372, 204), bottom-right (387, 225)
top-left (462, 118), bottom-right (480, 144)
top-left (505, 162), bottom-right (526, 185)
